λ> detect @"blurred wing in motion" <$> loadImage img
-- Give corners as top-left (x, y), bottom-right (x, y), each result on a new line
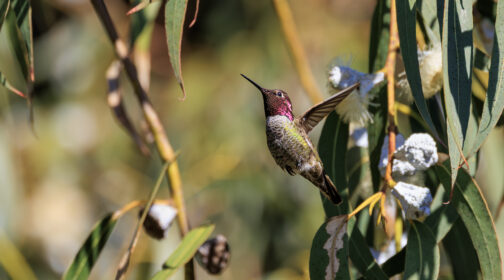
top-left (297, 83), bottom-right (359, 133)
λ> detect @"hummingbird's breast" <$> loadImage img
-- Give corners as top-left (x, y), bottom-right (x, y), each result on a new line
top-left (265, 115), bottom-right (317, 174)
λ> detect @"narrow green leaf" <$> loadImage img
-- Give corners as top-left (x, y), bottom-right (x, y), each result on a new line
top-left (151, 224), bottom-right (215, 280)
top-left (0, 0), bottom-right (9, 31)
top-left (368, 0), bottom-right (390, 73)
top-left (309, 215), bottom-right (349, 280)
top-left (11, 0), bottom-right (33, 82)
top-left (418, 0), bottom-right (441, 42)
top-left (436, 161), bottom-right (503, 280)
top-left (396, 0), bottom-right (440, 142)
top-left (164, 0), bottom-right (188, 100)
top-left (318, 112), bottom-right (349, 216)
top-left (367, 85), bottom-right (387, 192)
top-left (470, 0), bottom-right (504, 155)
top-left (63, 213), bottom-right (119, 280)
top-left (348, 221), bottom-right (388, 280)
top-left (441, 0), bottom-right (473, 185)
top-left (442, 219), bottom-right (479, 280)
top-left (4, 9), bottom-right (29, 81)
top-left (130, 0), bottom-right (161, 47)
top-left (404, 221), bottom-right (440, 280)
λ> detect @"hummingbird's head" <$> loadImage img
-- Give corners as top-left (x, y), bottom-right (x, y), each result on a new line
top-left (241, 74), bottom-right (294, 120)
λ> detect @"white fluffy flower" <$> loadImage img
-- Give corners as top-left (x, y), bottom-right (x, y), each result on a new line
top-left (142, 204), bottom-right (178, 239)
top-left (379, 133), bottom-right (437, 178)
top-left (328, 66), bottom-right (384, 125)
top-left (391, 182), bottom-right (432, 220)
top-left (396, 44), bottom-right (443, 102)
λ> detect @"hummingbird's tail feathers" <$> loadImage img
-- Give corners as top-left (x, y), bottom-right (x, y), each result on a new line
top-left (320, 172), bottom-right (342, 205)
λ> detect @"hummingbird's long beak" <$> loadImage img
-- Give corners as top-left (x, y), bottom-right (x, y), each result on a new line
top-left (241, 74), bottom-right (265, 92)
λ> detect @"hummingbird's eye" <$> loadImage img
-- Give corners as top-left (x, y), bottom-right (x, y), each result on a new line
top-left (276, 92), bottom-right (283, 97)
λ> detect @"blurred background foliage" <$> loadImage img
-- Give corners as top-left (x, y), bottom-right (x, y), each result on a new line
top-left (0, 0), bottom-right (373, 279)
top-left (0, 0), bottom-right (503, 279)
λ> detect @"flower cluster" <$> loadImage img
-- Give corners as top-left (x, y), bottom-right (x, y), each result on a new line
top-left (328, 66), bottom-right (385, 125)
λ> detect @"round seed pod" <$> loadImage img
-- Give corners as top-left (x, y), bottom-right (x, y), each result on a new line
top-left (139, 204), bottom-right (177, 240)
top-left (195, 234), bottom-right (230, 274)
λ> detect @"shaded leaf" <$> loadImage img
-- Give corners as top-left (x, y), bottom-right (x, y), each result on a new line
top-left (0, 0), bottom-right (9, 31)
top-left (470, 0), bottom-right (504, 155)
top-left (367, 85), bottom-right (387, 192)
top-left (151, 224), bottom-right (215, 280)
top-left (318, 111), bottom-right (349, 216)
top-left (396, 0), bottom-right (440, 143)
top-left (348, 220), bottom-right (388, 280)
top-left (11, 0), bottom-right (33, 82)
top-left (368, 0), bottom-right (390, 73)
top-left (164, 0), bottom-right (188, 100)
top-left (442, 219), bottom-right (479, 280)
top-left (309, 215), bottom-right (349, 280)
top-left (436, 161), bottom-right (503, 279)
top-left (404, 221), bottom-right (440, 280)
top-left (441, 0), bottom-right (473, 185)
top-left (63, 213), bottom-right (119, 280)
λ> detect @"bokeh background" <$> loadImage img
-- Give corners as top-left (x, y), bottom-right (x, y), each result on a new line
top-left (1, 0), bottom-right (503, 279)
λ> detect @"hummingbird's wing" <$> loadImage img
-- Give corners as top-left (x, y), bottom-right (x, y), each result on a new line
top-left (297, 83), bottom-right (359, 133)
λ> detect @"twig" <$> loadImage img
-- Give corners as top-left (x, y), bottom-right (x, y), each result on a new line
top-left (384, 0), bottom-right (399, 188)
top-left (89, 0), bottom-right (194, 279)
top-left (272, 0), bottom-right (323, 104)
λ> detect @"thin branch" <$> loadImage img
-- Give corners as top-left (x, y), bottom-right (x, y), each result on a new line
top-left (272, 0), bottom-right (323, 104)
top-left (89, 0), bottom-right (194, 279)
top-left (384, 0), bottom-right (399, 188)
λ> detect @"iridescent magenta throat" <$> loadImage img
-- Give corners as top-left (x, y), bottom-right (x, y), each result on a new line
top-left (264, 100), bottom-right (294, 121)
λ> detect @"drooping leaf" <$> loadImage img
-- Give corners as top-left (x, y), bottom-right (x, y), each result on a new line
top-left (403, 221), bottom-right (440, 280)
top-left (63, 213), bottom-right (119, 280)
top-left (470, 0), bottom-right (504, 155)
top-left (151, 224), bottom-right (215, 280)
top-left (309, 215), bottom-right (349, 280)
top-left (0, 0), bottom-right (9, 31)
top-left (367, 85), bottom-right (387, 192)
top-left (318, 112), bottom-right (349, 216)
top-left (4, 9), bottom-right (29, 81)
top-left (10, 0), bottom-right (33, 82)
top-left (442, 219), bottom-right (479, 280)
top-left (441, 0), bottom-right (473, 186)
top-left (418, 0), bottom-right (442, 41)
top-left (396, 0), bottom-right (440, 143)
top-left (164, 0), bottom-right (188, 100)
top-left (368, 0), bottom-right (390, 73)
top-left (130, 0), bottom-right (161, 47)
top-left (436, 161), bottom-right (503, 279)
top-left (348, 221), bottom-right (388, 280)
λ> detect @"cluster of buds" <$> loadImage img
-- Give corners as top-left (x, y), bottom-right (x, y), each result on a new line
top-left (328, 65), bottom-right (385, 125)
top-left (379, 133), bottom-right (437, 220)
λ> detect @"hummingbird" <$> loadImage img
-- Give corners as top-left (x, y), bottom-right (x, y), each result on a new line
top-left (241, 74), bottom-right (359, 205)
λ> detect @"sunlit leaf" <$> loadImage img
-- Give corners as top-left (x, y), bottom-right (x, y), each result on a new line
top-left (151, 224), bottom-right (215, 280)
top-left (404, 221), bottom-right (440, 280)
top-left (164, 0), bottom-right (188, 100)
top-left (436, 161), bottom-right (503, 279)
top-left (441, 0), bottom-right (473, 186)
top-left (470, 0), bottom-right (504, 155)
top-left (396, 0), bottom-right (440, 143)
top-left (63, 213), bottom-right (119, 280)
top-left (309, 215), bottom-right (349, 280)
